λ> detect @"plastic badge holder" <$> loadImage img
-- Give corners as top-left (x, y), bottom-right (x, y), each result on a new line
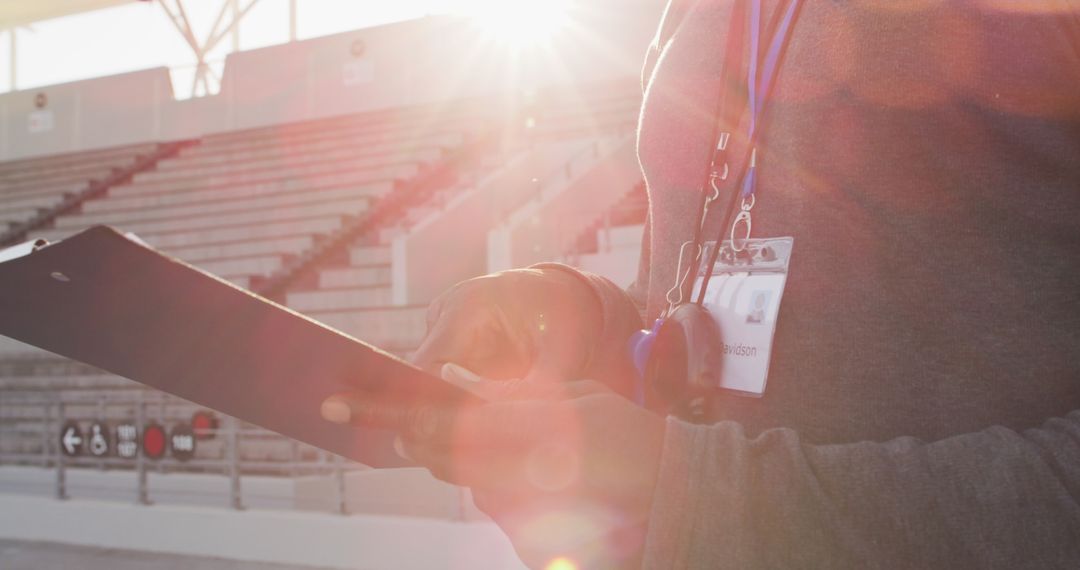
top-left (691, 237), bottom-right (793, 397)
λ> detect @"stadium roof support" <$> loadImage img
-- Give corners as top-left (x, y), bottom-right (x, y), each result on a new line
top-left (156, 0), bottom-right (262, 97)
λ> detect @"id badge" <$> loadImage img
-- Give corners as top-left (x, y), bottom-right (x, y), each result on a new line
top-left (690, 237), bottom-right (793, 397)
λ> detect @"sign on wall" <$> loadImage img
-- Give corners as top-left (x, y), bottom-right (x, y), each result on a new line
top-left (60, 421), bottom-right (83, 457)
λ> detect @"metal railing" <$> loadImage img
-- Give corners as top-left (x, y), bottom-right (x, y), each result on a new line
top-left (0, 387), bottom-right (361, 513)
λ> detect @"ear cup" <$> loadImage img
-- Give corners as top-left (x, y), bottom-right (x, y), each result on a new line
top-left (644, 303), bottom-right (723, 412)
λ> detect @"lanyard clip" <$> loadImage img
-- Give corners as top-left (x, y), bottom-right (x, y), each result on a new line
top-left (716, 131), bottom-right (731, 152)
top-left (665, 241), bottom-right (702, 314)
top-left (730, 193), bottom-right (756, 252)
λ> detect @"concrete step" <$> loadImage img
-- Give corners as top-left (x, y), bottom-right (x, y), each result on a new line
top-left (0, 205), bottom-right (47, 223)
top-left (225, 275), bottom-right (252, 289)
top-left (143, 218), bottom-right (342, 249)
top-left (73, 185), bottom-right (376, 227)
top-left (0, 374), bottom-right (134, 390)
top-left (108, 165), bottom-right (412, 200)
top-left (0, 143), bottom-right (152, 176)
top-left (54, 199), bottom-right (365, 235)
top-left (349, 246), bottom-right (391, 266)
top-left (165, 132), bottom-right (459, 169)
top-left (286, 287), bottom-right (393, 312)
top-left (0, 166), bottom-right (113, 193)
top-left (596, 224), bottom-right (645, 250)
top-left (196, 255), bottom-right (284, 278)
top-left (0, 178), bottom-right (93, 202)
top-left (145, 147), bottom-right (442, 184)
top-left (193, 121), bottom-right (465, 156)
top-left (307, 306), bottom-right (428, 350)
top-left (170, 235), bottom-right (315, 263)
top-left (0, 155), bottom-right (129, 180)
top-left (84, 180), bottom-right (393, 214)
top-left (32, 218), bottom-right (342, 251)
top-left (124, 161), bottom-right (419, 196)
top-left (318, 265), bottom-right (391, 289)
top-left (0, 193), bottom-right (65, 212)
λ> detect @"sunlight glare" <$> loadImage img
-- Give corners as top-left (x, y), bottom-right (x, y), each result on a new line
top-left (545, 557), bottom-right (579, 570)
top-left (456, 0), bottom-right (572, 48)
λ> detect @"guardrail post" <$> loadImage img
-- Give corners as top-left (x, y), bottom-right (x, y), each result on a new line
top-left (458, 487), bottom-right (470, 521)
top-left (334, 455), bottom-right (348, 515)
top-left (40, 396), bottom-right (51, 467)
top-left (136, 391), bottom-right (150, 505)
top-left (290, 439), bottom-right (300, 478)
top-left (226, 416), bottom-right (244, 510)
top-left (601, 210), bottom-right (612, 253)
top-left (96, 395), bottom-right (106, 471)
top-left (55, 400), bottom-right (68, 501)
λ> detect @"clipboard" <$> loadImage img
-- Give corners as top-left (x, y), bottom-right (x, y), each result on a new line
top-left (0, 225), bottom-right (477, 468)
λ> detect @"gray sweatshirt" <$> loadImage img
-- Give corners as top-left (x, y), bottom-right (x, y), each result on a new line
top-left (567, 1), bottom-right (1080, 567)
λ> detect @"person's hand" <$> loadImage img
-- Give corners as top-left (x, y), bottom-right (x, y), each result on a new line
top-left (322, 363), bottom-right (667, 569)
top-left (410, 268), bottom-right (603, 385)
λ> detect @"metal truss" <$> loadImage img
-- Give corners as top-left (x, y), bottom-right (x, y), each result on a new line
top-left (156, 0), bottom-right (263, 98)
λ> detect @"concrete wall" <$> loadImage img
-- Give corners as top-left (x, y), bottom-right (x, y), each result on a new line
top-left (488, 134), bottom-right (643, 271)
top-left (0, 68), bottom-right (171, 161)
top-left (0, 1), bottom-right (664, 162)
top-left (391, 138), bottom-right (595, 305)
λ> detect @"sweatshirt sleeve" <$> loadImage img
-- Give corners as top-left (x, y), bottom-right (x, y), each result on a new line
top-left (643, 412), bottom-right (1080, 569)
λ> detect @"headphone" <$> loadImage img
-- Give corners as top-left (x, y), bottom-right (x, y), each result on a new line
top-left (629, 303), bottom-right (722, 415)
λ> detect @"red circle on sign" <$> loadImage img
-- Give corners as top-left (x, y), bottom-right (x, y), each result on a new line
top-left (143, 423), bottom-right (166, 460)
top-left (191, 411), bottom-right (217, 440)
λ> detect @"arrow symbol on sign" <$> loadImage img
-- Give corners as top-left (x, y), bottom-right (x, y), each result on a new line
top-left (62, 428), bottom-right (83, 455)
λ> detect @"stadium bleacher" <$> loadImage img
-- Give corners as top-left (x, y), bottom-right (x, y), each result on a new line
top-left (0, 143), bottom-right (172, 244)
top-left (0, 79), bottom-right (647, 484)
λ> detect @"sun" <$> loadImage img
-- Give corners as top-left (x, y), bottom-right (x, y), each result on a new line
top-left (455, 0), bottom-right (572, 48)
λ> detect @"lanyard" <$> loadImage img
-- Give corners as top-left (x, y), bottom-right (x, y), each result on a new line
top-left (638, 0), bottom-right (805, 411)
top-left (670, 0), bottom-right (803, 310)
top-left (743, 0), bottom-right (801, 199)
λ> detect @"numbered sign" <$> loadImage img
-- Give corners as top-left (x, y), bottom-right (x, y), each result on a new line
top-left (169, 424), bottom-right (196, 462)
top-left (115, 422), bottom-right (139, 459)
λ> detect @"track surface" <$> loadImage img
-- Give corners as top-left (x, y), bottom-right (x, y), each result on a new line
top-left (0, 539), bottom-right (334, 570)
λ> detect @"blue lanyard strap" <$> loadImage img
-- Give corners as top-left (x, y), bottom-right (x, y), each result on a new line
top-left (742, 0), bottom-right (801, 198)
top-left (692, 0), bottom-right (803, 306)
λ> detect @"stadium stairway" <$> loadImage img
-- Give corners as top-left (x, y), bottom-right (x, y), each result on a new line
top-left (0, 79), bottom-right (648, 478)
top-left (32, 106), bottom-right (482, 291)
top-left (2, 105), bottom-right (494, 466)
top-left (486, 133), bottom-right (643, 272)
top-left (280, 83), bottom-right (646, 357)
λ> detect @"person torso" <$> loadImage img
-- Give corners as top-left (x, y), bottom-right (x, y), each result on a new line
top-left (636, 0), bottom-right (1080, 443)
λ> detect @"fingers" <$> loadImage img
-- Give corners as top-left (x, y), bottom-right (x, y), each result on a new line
top-left (411, 287), bottom-right (530, 380)
top-left (440, 363), bottom-right (551, 402)
top-left (442, 362), bottom-right (614, 402)
top-left (320, 392), bottom-right (445, 440)
top-left (320, 387), bottom-right (574, 449)
top-left (403, 427), bottom-right (584, 494)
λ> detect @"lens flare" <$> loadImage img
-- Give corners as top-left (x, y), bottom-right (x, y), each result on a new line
top-left (456, 0), bottom-right (572, 48)
top-left (545, 557), bottom-right (579, 570)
